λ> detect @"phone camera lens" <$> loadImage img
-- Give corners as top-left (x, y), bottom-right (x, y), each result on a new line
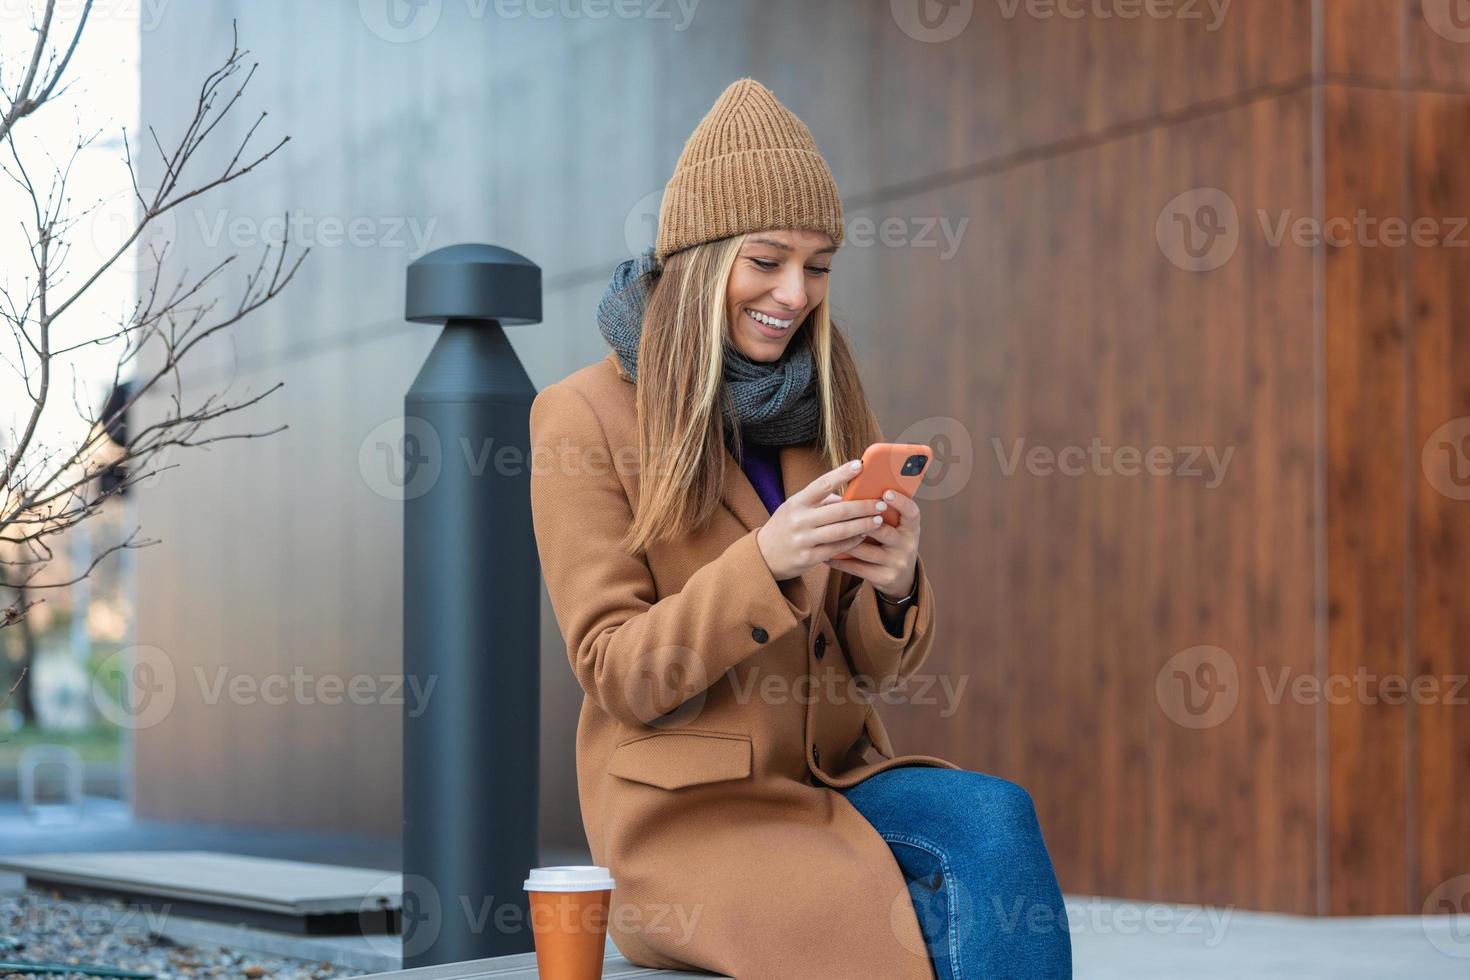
top-left (902, 454), bottom-right (928, 477)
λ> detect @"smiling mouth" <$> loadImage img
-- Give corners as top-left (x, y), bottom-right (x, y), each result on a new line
top-left (745, 308), bottom-right (796, 331)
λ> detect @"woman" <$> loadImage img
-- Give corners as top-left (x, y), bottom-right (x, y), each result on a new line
top-left (529, 78), bottom-right (1071, 980)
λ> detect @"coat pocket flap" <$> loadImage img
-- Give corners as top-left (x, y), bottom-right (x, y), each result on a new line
top-left (607, 730), bottom-right (753, 790)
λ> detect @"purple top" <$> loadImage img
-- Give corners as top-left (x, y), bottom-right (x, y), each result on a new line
top-left (736, 441), bottom-right (786, 514)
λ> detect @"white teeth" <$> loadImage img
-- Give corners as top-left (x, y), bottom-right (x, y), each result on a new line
top-left (746, 309), bottom-right (794, 329)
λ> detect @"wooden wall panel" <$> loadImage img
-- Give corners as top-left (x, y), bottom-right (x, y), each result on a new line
top-left (863, 0), bottom-right (1314, 196)
top-left (1323, 84), bottom-right (1412, 915)
top-left (1408, 91), bottom-right (1470, 912)
top-left (833, 87), bottom-right (1320, 912)
top-left (1327, 1), bottom-right (1470, 86)
top-left (1318, 9), bottom-right (1470, 918)
top-left (1324, 0), bottom-right (1404, 79)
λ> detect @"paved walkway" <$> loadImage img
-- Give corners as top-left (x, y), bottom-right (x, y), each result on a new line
top-left (1066, 896), bottom-right (1469, 979)
top-left (3, 803), bottom-right (1465, 977)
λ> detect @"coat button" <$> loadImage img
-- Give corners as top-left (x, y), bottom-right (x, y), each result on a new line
top-left (811, 744), bottom-right (821, 766)
top-left (751, 626), bottom-right (769, 643)
top-left (814, 632), bottom-right (826, 660)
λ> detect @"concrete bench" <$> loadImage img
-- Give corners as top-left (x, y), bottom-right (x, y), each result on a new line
top-left (355, 938), bottom-right (730, 979)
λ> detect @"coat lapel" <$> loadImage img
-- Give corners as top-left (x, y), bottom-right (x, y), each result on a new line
top-left (720, 438), bottom-right (831, 629)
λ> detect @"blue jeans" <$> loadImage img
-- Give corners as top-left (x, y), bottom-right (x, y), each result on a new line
top-left (839, 767), bottom-right (1072, 979)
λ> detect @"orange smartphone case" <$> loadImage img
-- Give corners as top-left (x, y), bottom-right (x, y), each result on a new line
top-left (830, 442), bottom-right (931, 560)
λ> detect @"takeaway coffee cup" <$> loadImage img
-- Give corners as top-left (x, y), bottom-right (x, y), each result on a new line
top-left (523, 865), bottom-right (615, 979)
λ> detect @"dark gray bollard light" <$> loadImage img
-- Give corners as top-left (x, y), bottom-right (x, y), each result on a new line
top-left (402, 244), bottom-right (542, 967)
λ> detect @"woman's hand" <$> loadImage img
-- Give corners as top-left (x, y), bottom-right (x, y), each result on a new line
top-left (822, 487), bottom-right (921, 599)
top-left (757, 459), bottom-right (893, 582)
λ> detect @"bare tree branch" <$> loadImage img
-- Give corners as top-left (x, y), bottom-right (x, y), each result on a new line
top-left (1, 13), bottom-right (304, 637)
top-left (0, 0), bottom-right (57, 143)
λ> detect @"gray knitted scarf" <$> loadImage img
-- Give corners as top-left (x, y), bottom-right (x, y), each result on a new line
top-left (596, 249), bottom-right (820, 446)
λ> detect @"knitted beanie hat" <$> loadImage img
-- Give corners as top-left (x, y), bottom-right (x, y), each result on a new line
top-left (655, 78), bottom-right (845, 262)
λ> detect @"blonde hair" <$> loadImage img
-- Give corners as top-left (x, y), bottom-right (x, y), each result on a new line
top-left (622, 233), bottom-right (882, 554)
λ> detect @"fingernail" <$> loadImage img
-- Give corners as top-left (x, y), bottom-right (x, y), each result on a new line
top-left (883, 490), bottom-right (895, 500)
top-left (875, 501), bottom-right (887, 511)
top-left (872, 516), bottom-right (883, 524)
top-left (849, 460), bottom-right (862, 470)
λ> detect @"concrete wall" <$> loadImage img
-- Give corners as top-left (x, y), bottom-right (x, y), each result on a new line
top-left (132, 0), bottom-right (892, 851)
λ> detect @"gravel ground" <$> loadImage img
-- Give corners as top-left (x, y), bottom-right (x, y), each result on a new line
top-left (0, 890), bottom-right (363, 980)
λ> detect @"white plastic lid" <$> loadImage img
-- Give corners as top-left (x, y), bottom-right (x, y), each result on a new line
top-left (523, 865), bottom-right (615, 892)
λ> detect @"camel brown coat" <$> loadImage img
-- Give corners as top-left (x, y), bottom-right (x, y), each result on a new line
top-left (529, 352), bottom-right (962, 979)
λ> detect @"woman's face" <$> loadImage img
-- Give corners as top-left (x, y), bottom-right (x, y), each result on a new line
top-left (724, 228), bottom-right (836, 362)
